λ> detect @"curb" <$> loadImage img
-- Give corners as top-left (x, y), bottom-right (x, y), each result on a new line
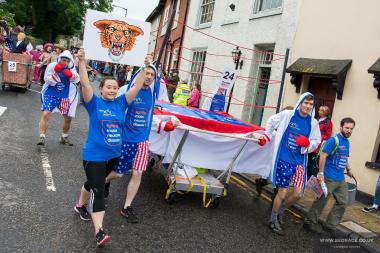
top-left (235, 174), bottom-right (380, 253)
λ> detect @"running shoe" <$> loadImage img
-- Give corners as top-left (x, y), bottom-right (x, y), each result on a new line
top-left (269, 220), bottom-right (285, 236)
top-left (278, 213), bottom-right (285, 226)
top-left (95, 229), bottom-right (111, 246)
top-left (60, 136), bottom-right (74, 146)
top-left (303, 222), bottom-right (324, 234)
top-left (120, 206), bottom-right (139, 223)
top-left (104, 182), bottom-right (110, 198)
top-left (362, 206), bottom-right (378, 213)
top-left (37, 136), bottom-right (46, 146)
top-left (74, 205), bottom-right (91, 221)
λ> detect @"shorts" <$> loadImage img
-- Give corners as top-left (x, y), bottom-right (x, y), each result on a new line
top-left (113, 141), bottom-right (149, 174)
top-left (41, 94), bottom-right (71, 115)
top-left (275, 160), bottom-right (305, 190)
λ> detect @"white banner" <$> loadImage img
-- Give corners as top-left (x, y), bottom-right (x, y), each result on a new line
top-left (7, 61), bottom-right (17, 72)
top-left (83, 9), bottom-right (151, 66)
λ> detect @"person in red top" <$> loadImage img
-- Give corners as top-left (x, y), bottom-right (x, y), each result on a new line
top-left (307, 105), bottom-right (333, 179)
top-left (188, 82), bottom-right (201, 108)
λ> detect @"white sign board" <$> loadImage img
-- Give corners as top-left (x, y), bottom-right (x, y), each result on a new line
top-left (217, 68), bottom-right (237, 92)
top-left (7, 61), bottom-right (17, 72)
top-left (201, 68), bottom-right (237, 112)
top-left (83, 9), bottom-right (151, 66)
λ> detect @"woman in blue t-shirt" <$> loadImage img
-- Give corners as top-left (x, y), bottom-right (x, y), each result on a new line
top-left (74, 49), bottom-right (147, 246)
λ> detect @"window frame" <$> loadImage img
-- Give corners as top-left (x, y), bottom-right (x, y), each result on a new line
top-left (189, 48), bottom-right (207, 85)
top-left (250, 0), bottom-right (283, 20)
top-left (161, 6), bottom-right (170, 36)
top-left (197, 0), bottom-right (216, 26)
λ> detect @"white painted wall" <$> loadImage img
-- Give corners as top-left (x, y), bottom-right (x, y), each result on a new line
top-left (179, 0), bottom-right (301, 125)
top-left (282, 0), bottom-right (380, 195)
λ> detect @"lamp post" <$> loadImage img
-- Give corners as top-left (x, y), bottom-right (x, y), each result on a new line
top-left (227, 47), bottom-right (243, 112)
top-left (112, 4), bottom-right (128, 17)
top-left (232, 46), bottom-right (242, 70)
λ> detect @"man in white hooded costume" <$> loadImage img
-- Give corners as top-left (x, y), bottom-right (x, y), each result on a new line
top-left (37, 50), bottom-right (80, 146)
top-left (260, 92), bottom-right (321, 235)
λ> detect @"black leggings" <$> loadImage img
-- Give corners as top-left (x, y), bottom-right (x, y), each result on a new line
top-left (83, 158), bottom-right (118, 213)
top-left (40, 65), bottom-right (47, 83)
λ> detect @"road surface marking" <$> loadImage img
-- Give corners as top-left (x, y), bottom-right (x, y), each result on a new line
top-left (39, 146), bottom-right (56, 192)
top-left (27, 88), bottom-right (41, 94)
top-left (231, 175), bottom-right (302, 219)
top-left (0, 106), bottom-right (7, 117)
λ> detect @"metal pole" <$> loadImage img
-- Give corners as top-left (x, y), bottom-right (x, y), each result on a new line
top-left (276, 48), bottom-right (290, 113)
top-left (226, 51), bottom-right (240, 113)
top-left (155, 0), bottom-right (178, 69)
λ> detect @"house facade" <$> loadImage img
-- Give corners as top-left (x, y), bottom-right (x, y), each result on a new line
top-left (148, 0), bottom-right (191, 74)
top-left (178, 0), bottom-right (301, 125)
top-left (282, 0), bottom-right (380, 195)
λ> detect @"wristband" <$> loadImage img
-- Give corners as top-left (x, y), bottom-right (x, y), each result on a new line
top-left (317, 172), bottom-right (324, 176)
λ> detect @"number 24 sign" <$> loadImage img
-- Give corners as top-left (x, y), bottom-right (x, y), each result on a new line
top-left (8, 61), bottom-right (17, 72)
top-left (218, 68), bottom-right (237, 90)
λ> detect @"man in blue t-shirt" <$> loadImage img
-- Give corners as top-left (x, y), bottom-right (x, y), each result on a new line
top-left (305, 117), bottom-right (355, 234)
top-left (262, 93), bottom-right (322, 235)
top-left (104, 56), bottom-right (157, 223)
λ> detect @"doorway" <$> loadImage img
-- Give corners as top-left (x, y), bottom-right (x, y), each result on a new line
top-left (308, 77), bottom-right (336, 117)
top-left (252, 67), bottom-right (271, 125)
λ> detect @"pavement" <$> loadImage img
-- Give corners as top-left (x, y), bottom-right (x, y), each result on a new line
top-left (239, 175), bottom-right (380, 253)
top-left (0, 79), bottom-right (378, 252)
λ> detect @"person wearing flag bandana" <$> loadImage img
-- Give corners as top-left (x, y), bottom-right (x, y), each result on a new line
top-left (259, 92), bottom-right (321, 235)
top-left (104, 56), bottom-right (176, 223)
top-left (37, 50), bottom-right (80, 146)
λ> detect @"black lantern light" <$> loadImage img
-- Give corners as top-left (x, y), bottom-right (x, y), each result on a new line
top-left (231, 46), bottom-right (243, 70)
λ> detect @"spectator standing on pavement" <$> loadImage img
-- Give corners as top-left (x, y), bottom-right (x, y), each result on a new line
top-left (0, 34), bottom-right (5, 61)
top-left (307, 105), bottom-right (333, 179)
top-left (188, 82), bottom-right (201, 108)
top-left (38, 43), bottom-right (54, 84)
top-left (30, 45), bottom-right (44, 81)
top-left (168, 69), bottom-right (179, 102)
top-left (260, 92), bottom-right (321, 235)
top-left (74, 48), bottom-right (146, 246)
top-left (117, 65), bottom-right (128, 87)
top-left (362, 175), bottom-right (380, 213)
top-left (50, 44), bottom-right (65, 63)
top-left (304, 117), bottom-right (355, 234)
top-left (37, 50), bottom-right (80, 146)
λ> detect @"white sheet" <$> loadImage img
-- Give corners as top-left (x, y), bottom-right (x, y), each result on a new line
top-left (149, 119), bottom-right (273, 177)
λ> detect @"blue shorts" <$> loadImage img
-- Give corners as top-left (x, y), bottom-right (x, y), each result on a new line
top-left (113, 141), bottom-right (150, 173)
top-left (275, 160), bottom-right (299, 189)
top-left (41, 94), bottom-right (70, 115)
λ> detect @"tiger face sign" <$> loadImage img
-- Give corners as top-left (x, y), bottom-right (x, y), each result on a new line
top-left (94, 19), bottom-right (144, 61)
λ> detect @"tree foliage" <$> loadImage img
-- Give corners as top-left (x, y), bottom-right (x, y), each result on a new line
top-left (2, 0), bottom-right (113, 41)
top-left (0, 6), bottom-right (16, 29)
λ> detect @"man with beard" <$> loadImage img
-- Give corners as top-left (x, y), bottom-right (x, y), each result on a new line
top-left (304, 117), bottom-right (355, 234)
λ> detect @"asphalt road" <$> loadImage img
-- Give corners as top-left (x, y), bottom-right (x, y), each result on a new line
top-left (0, 81), bottom-right (369, 253)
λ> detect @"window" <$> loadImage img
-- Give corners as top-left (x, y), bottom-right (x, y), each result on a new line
top-left (254, 0), bottom-right (282, 13)
top-left (199, 0), bottom-right (215, 25)
top-left (190, 50), bottom-right (207, 84)
top-left (161, 6), bottom-right (170, 36)
top-left (171, 48), bottom-right (179, 70)
top-left (173, 0), bottom-right (181, 29)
